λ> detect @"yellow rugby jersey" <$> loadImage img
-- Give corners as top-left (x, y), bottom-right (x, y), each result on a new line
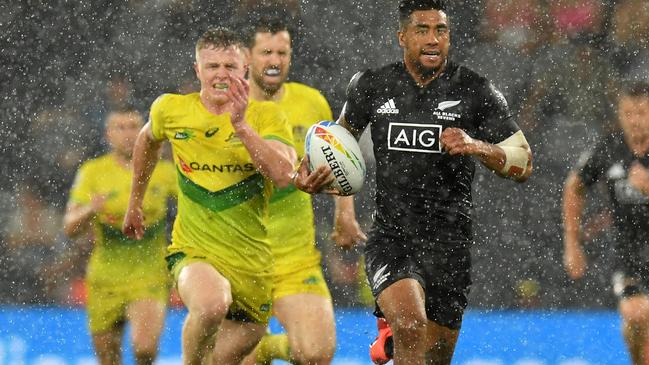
top-left (69, 154), bottom-right (177, 288)
top-left (267, 82), bottom-right (333, 272)
top-left (150, 93), bottom-right (293, 273)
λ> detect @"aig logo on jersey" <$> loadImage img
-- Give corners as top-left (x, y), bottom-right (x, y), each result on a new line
top-left (388, 123), bottom-right (442, 153)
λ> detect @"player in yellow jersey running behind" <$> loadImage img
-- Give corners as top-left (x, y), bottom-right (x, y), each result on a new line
top-left (64, 107), bottom-right (177, 365)
top-left (237, 17), bottom-right (367, 365)
top-left (122, 27), bottom-right (333, 365)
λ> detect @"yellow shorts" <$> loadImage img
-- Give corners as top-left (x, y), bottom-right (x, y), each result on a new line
top-left (167, 251), bottom-right (273, 325)
top-left (272, 260), bottom-right (331, 301)
top-left (86, 281), bottom-right (169, 334)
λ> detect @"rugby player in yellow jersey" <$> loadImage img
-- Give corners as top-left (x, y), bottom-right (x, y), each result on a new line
top-left (63, 107), bottom-right (177, 365)
top-left (122, 27), bottom-right (333, 365)
top-left (237, 18), bottom-right (367, 365)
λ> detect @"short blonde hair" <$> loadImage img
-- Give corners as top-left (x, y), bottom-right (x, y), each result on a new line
top-left (195, 27), bottom-right (245, 54)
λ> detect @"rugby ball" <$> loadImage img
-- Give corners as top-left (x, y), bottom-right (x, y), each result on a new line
top-left (304, 121), bottom-right (366, 195)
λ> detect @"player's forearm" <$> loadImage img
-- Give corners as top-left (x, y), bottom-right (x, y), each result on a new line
top-left (473, 140), bottom-right (507, 174)
top-left (479, 131), bottom-right (533, 182)
top-left (334, 195), bottom-right (357, 221)
top-left (477, 144), bottom-right (533, 182)
top-left (63, 204), bottom-right (95, 238)
top-left (563, 173), bottom-right (585, 248)
top-left (234, 122), bottom-right (295, 188)
top-left (130, 127), bottom-right (162, 206)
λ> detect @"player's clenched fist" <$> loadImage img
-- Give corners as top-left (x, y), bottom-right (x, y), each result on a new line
top-left (440, 127), bottom-right (479, 155)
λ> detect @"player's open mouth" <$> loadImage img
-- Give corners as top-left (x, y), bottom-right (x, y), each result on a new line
top-left (422, 50), bottom-right (440, 59)
top-left (264, 68), bottom-right (281, 77)
top-left (213, 83), bottom-right (228, 90)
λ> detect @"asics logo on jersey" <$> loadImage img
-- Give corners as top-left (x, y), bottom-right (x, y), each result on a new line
top-left (388, 123), bottom-right (442, 153)
top-left (205, 127), bottom-right (219, 138)
top-left (372, 264), bottom-right (391, 290)
top-left (436, 100), bottom-right (461, 111)
top-left (225, 132), bottom-right (241, 144)
top-left (376, 99), bottom-right (399, 114)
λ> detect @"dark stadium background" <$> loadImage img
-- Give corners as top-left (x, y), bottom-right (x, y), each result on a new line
top-left (0, 0), bottom-right (644, 364)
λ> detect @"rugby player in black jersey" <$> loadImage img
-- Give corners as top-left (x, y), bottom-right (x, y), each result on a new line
top-left (294, 0), bottom-right (533, 364)
top-left (563, 81), bottom-right (649, 365)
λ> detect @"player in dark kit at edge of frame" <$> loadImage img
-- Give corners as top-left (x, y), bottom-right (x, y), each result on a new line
top-left (294, 0), bottom-right (533, 364)
top-left (563, 81), bottom-right (649, 365)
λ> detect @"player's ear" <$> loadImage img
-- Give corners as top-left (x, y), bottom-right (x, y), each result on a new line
top-left (397, 29), bottom-right (406, 47)
top-left (193, 62), bottom-right (199, 78)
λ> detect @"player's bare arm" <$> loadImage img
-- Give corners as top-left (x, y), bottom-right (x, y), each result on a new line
top-left (227, 74), bottom-right (296, 188)
top-left (331, 195), bottom-right (367, 249)
top-left (562, 171), bottom-right (587, 280)
top-left (63, 194), bottom-right (108, 238)
top-left (122, 122), bottom-right (163, 240)
top-left (441, 128), bottom-right (533, 182)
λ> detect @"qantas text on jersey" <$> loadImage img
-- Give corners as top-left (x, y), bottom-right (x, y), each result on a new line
top-left (387, 123), bottom-right (442, 153)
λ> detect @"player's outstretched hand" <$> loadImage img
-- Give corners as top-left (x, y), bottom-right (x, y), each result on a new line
top-left (563, 244), bottom-right (587, 280)
top-left (440, 127), bottom-right (479, 156)
top-left (122, 205), bottom-right (145, 240)
top-left (293, 156), bottom-right (336, 194)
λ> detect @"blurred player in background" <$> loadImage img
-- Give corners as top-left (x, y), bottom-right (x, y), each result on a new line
top-left (293, 0), bottom-right (534, 363)
top-left (564, 80), bottom-right (649, 365)
top-left (238, 17), bottom-right (366, 365)
top-left (122, 27), bottom-right (331, 365)
top-left (63, 107), bottom-right (177, 365)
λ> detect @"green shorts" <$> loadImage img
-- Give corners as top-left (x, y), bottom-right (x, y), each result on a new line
top-left (167, 250), bottom-right (273, 325)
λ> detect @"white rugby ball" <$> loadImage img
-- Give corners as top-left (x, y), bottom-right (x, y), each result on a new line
top-left (305, 121), bottom-right (366, 195)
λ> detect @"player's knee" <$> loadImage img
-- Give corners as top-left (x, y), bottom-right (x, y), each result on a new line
top-left (191, 297), bottom-right (231, 329)
top-left (426, 337), bottom-right (454, 365)
top-left (132, 345), bottom-right (157, 365)
top-left (290, 342), bottom-right (335, 365)
top-left (131, 334), bottom-right (159, 356)
top-left (391, 315), bottom-right (428, 343)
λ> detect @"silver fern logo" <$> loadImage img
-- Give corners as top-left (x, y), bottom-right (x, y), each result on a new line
top-left (436, 100), bottom-right (461, 110)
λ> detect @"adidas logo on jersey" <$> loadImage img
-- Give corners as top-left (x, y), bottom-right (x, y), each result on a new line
top-left (376, 99), bottom-right (399, 114)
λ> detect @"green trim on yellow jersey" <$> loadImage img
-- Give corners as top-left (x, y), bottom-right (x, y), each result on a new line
top-left (264, 134), bottom-right (293, 147)
top-left (99, 219), bottom-right (165, 244)
top-left (270, 184), bottom-right (298, 203)
top-left (178, 169), bottom-right (265, 213)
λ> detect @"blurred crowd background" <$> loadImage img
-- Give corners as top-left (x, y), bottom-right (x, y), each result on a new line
top-left (1, 0), bottom-right (648, 310)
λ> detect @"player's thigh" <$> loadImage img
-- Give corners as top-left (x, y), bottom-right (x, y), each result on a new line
top-left (126, 297), bottom-right (167, 349)
top-left (273, 293), bottom-right (336, 351)
top-left (177, 261), bottom-right (232, 314)
top-left (619, 295), bottom-right (649, 325)
top-left (212, 319), bottom-right (266, 364)
top-left (377, 278), bottom-right (428, 325)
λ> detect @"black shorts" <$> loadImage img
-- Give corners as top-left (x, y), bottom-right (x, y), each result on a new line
top-left (364, 229), bottom-right (472, 330)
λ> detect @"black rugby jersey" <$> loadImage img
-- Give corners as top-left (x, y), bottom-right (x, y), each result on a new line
top-left (344, 61), bottom-right (520, 246)
top-left (577, 132), bottom-right (649, 251)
